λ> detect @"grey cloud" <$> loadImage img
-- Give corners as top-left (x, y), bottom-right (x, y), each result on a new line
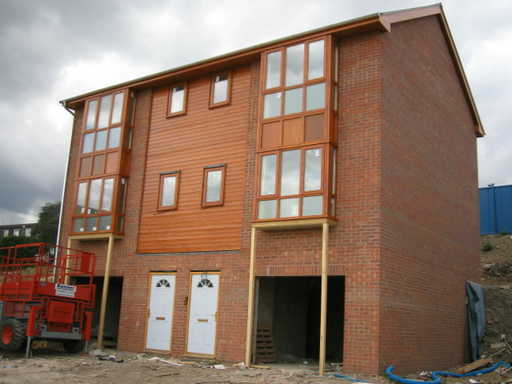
top-left (0, 0), bottom-right (511, 225)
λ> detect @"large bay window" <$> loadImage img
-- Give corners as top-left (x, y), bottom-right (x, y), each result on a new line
top-left (73, 176), bottom-right (127, 233)
top-left (72, 89), bottom-right (131, 235)
top-left (257, 146), bottom-right (332, 220)
top-left (255, 35), bottom-right (337, 222)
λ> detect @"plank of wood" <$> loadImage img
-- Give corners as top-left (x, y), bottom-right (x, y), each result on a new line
top-left (456, 358), bottom-right (493, 374)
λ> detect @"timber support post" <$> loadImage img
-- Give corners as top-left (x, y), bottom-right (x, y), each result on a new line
top-left (319, 222), bottom-right (329, 376)
top-left (245, 227), bottom-right (257, 367)
top-left (97, 234), bottom-right (114, 350)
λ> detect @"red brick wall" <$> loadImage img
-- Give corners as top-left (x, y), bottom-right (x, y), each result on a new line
top-left (237, 31), bottom-right (385, 373)
top-left (379, 16), bottom-right (480, 373)
top-left (58, 16), bottom-right (479, 375)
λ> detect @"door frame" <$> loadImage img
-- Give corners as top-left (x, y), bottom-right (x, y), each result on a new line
top-left (184, 271), bottom-right (221, 358)
top-left (144, 271), bottom-right (177, 354)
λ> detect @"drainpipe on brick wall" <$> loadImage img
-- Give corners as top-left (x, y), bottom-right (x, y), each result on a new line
top-left (55, 101), bottom-right (75, 273)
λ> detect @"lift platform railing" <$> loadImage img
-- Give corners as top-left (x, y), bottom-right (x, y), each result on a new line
top-left (0, 243), bottom-right (95, 307)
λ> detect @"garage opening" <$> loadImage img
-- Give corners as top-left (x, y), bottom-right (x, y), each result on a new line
top-left (75, 276), bottom-right (123, 347)
top-left (254, 276), bottom-right (345, 365)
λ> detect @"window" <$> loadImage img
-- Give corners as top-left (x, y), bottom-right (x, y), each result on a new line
top-left (13, 229), bottom-right (20, 237)
top-left (72, 177), bottom-right (116, 233)
top-left (80, 92), bottom-right (126, 178)
top-left (168, 83), bottom-right (187, 116)
top-left (256, 147), bottom-right (325, 220)
top-left (3, 229), bottom-right (9, 237)
top-left (25, 227), bottom-right (32, 237)
top-left (262, 39), bottom-right (325, 120)
top-left (210, 73), bottom-right (231, 107)
top-left (202, 165), bottom-right (225, 207)
top-left (158, 172), bottom-right (180, 210)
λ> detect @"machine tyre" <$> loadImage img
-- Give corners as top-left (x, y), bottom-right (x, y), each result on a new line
top-left (63, 340), bottom-right (84, 353)
top-left (0, 318), bottom-right (26, 351)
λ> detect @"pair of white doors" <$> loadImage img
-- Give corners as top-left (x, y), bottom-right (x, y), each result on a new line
top-left (145, 273), bottom-right (220, 355)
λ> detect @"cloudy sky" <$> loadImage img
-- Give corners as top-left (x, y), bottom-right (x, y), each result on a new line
top-left (0, 0), bottom-right (510, 224)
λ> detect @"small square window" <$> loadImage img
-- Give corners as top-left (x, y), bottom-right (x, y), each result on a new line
top-left (202, 165), bottom-right (226, 207)
top-left (158, 172), bottom-right (180, 210)
top-left (168, 83), bottom-right (187, 116)
top-left (210, 73), bottom-right (231, 107)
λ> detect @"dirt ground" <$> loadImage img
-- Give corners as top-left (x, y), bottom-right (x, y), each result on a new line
top-left (0, 347), bottom-right (390, 384)
top-left (1, 235), bottom-right (512, 383)
top-left (480, 234), bottom-right (512, 361)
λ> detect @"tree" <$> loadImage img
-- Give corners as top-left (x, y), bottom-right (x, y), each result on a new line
top-left (33, 201), bottom-right (61, 244)
top-left (0, 235), bottom-right (33, 248)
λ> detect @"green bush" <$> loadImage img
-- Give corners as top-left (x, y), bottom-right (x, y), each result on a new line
top-left (481, 241), bottom-right (494, 252)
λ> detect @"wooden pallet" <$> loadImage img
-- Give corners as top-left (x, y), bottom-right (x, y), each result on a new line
top-left (255, 328), bottom-right (277, 363)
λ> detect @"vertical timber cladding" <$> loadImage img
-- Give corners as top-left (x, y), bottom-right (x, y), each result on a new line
top-left (137, 66), bottom-right (253, 253)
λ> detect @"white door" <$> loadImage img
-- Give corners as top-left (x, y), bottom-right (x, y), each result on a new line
top-left (146, 274), bottom-right (176, 351)
top-left (187, 273), bottom-right (220, 355)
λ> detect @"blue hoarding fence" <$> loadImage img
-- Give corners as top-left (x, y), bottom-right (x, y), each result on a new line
top-left (480, 184), bottom-right (512, 235)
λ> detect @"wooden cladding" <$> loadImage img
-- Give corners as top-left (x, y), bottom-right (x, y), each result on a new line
top-left (260, 113), bottom-right (326, 149)
top-left (138, 66), bottom-right (251, 253)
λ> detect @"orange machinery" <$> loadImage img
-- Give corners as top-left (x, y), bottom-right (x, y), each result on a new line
top-left (0, 243), bottom-right (95, 356)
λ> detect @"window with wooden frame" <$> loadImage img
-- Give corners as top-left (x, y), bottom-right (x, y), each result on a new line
top-left (72, 176), bottom-right (117, 233)
top-left (209, 72), bottom-right (231, 108)
top-left (80, 92), bottom-right (125, 178)
top-left (167, 83), bottom-right (187, 117)
top-left (256, 145), bottom-right (336, 220)
top-left (158, 171), bottom-right (180, 210)
top-left (259, 38), bottom-right (331, 150)
top-left (202, 165), bottom-right (226, 207)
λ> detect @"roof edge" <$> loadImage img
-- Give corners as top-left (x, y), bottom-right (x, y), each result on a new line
top-left (61, 13), bottom-right (387, 106)
top-left (380, 3), bottom-right (485, 137)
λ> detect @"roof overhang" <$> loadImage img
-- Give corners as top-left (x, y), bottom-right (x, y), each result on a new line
top-left (60, 3), bottom-right (484, 137)
top-left (60, 14), bottom-right (389, 107)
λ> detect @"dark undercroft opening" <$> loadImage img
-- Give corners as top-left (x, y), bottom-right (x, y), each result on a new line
top-left (255, 276), bottom-right (345, 364)
top-left (75, 276), bottom-right (123, 347)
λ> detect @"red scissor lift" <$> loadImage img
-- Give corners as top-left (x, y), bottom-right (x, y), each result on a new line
top-left (0, 243), bottom-right (96, 356)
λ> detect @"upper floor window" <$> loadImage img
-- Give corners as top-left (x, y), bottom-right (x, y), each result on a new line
top-left (168, 83), bottom-right (187, 116)
top-left (72, 176), bottom-right (120, 233)
top-left (85, 92), bottom-right (124, 131)
top-left (82, 92), bottom-right (124, 154)
top-left (263, 39), bottom-right (325, 119)
top-left (210, 73), bottom-right (231, 107)
top-left (202, 165), bottom-right (226, 207)
top-left (13, 229), bottom-right (20, 237)
top-left (257, 146), bottom-right (325, 220)
top-left (158, 172), bottom-right (180, 210)
top-left (3, 229), bottom-right (8, 237)
top-left (25, 228), bottom-right (32, 237)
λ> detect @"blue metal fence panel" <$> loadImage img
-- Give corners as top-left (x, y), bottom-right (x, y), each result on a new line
top-left (480, 185), bottom-right (512, 235)
top-left (480, 187), bottom-right (496, 235)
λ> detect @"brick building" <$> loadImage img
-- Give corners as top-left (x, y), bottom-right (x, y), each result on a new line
top-left (58, 4), bottom-right (483, 374)
top-left (0, 223), bottom-right (36, 238)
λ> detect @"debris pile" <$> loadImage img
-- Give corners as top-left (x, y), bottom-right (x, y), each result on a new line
top-left (483, 261), bottom-right (512, 279)
top-left (481, 286), bottom-right (512, 361)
